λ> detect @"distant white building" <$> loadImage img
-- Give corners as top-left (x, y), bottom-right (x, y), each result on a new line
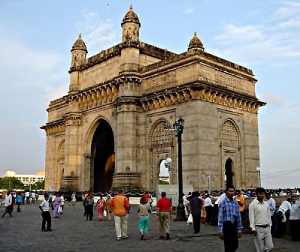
top-left (4, 170), bottom-right (45, 186)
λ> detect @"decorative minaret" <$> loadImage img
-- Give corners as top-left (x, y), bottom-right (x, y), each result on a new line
top-left (113, 5), bottom-right (142, 190)
top-left (188, 31), bottom-right (204, 53)
top-left (69, 33), bottom-right (88, 94)
top-left (121, 5), bottom-right (141, 44)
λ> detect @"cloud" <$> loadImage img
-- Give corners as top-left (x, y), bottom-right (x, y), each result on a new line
top-left (182, 7), bottom-right (195, 14)
top-left (0, 26), bottom-right (66, 94)
top-left (212, 2), bottom-right (300, 67)
top-left (279, 16), bottom-right (300, 28)
top-left (45, 85), bottom-right (69, 101)
top-left (272, 1), bottom-right (300, 20)
top-left (260, 92), bottom-right (284, 106)
top-left (75, 10), bottom-right (118, 55)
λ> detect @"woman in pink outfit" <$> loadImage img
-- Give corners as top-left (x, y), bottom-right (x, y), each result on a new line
top-left (97, 196), bottom-right (105, 221)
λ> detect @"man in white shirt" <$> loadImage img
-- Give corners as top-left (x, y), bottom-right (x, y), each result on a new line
top-left (274, 197), bottom-right (292, 238)
top-left (289, 195), bottom-right (300, 241)
top-left (25, 191), bottom-right (30, 204)
top-left (39, 193), bottom-right (52, 232)
top-left (204, 194), bottom-right (213, 224)
top-left (2, 191), bottom-right (13, 217)
top-left (265, 192), bottom-right (276, 235)
top-left (249, 187), bottom-right (273, 252)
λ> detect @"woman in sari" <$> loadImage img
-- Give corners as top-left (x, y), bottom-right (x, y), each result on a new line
top-left (97, 196), bottom-right (105, 221)
top-left (53, 192), bottom-right (61, 218)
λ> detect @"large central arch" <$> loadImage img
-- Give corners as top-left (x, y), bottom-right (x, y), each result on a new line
top-left (91, 119), bottom-right (115, 192)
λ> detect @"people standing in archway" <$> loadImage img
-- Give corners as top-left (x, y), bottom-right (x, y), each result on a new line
top-left (110, 189), bottom-right (130, 241)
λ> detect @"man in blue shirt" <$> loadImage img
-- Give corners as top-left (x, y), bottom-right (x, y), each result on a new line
top-left (218, 186), bottom-right (243, 252)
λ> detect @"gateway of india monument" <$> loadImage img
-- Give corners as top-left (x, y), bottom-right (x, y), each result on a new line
top-left (41, 6), bottom-right (265, 193)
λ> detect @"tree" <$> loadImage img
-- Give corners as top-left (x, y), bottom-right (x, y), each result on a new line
top-left (0, 177), bottom-right (24, 190)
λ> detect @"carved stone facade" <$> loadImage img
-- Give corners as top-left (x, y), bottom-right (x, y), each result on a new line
top-left (41, 6), bottom-right (265, 193)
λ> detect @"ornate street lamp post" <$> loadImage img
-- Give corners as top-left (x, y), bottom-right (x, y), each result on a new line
top-left (164, 117), bottom-right (186, 221)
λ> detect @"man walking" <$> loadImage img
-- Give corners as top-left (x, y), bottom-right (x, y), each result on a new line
top-left (218, 186), bottom-right (242, 252)
top-left (274, 197), bottom-right (291, 238)
top-left (289, 195), bottom-right (300, 241)
top-left (156, 191), bottom-right (172, 240)
top-left (249, 187), bottom-right (273, 252)
top-left (265, 192), bottom-right (276, 235)
top-left (189, 191), bottom-right (202, 234)
top-left (110, 189), bottom-right (130, 241)
top-left (2, 191), bottom-right (12, 217)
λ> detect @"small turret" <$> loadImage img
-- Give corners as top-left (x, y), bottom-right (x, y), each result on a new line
top-left (71, 33), bottom-right (88, 67)
top-left (188, 32), bottom-right (204, 53)
top-left (121, 5), bottom-right (141, 44)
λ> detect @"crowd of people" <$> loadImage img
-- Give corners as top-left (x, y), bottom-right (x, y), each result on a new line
top-left (1, 187), bottom-right (300, 251)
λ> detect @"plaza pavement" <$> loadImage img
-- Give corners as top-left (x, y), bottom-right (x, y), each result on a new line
top-left (0, 200), bottom-right (299, 252)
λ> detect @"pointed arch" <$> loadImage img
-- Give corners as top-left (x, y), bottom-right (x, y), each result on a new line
top-left (150, 119), bottom-right (173, 148)
top-left (221, 119), bottom-right (240, 147)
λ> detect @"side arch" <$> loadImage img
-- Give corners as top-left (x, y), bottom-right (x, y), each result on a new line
top-left (149, 119), bottom-right (174, 190)
top-left (220, 119), bottom-right (241, 189)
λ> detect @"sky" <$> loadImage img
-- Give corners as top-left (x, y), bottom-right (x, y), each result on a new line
top-left (0, 0), bottom-right (299, 189)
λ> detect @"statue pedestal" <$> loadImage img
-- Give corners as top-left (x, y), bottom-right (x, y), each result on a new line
top-left (156, 184), bottom-right (193, 207)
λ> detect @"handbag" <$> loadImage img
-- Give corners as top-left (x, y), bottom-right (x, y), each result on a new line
top-left (187, 214), bottom-right (193, 224)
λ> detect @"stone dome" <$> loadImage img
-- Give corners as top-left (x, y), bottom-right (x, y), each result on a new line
top-left (121, 5), bottom-right (141, 26)
top-left (188, 32), bottom-right (204, 51)
top-left (71, 33), bottom-right (88, 52)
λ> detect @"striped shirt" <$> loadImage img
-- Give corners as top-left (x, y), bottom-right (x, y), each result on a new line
top-left (218, 197), bottom-right (243, 233)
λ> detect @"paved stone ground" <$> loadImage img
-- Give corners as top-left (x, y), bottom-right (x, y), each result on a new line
top-left (0, 201), bottom-right (299, 252)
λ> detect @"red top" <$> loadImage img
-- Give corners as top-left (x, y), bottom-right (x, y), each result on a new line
top-left (157, 197), bottom-right (172, 212)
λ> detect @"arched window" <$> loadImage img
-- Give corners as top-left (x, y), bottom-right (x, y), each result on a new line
top-left (221, 121), bottom-right (239, 146)
top-left (151, 122), bottom-right (173, 147)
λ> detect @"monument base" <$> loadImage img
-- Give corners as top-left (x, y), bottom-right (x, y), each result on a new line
top-left (156, 184), bottom-right (193, 207)
top-left (112, 172), bottom-right (141, 191)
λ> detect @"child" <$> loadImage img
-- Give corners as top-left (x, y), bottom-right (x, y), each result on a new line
top-left (39, 193), bottom-right (52, 232)
top-left (138, 196), bottom-right (150, 240)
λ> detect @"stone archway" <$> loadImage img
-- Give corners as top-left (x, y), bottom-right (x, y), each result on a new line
top-left (91, 119), bottom-right (114, 192)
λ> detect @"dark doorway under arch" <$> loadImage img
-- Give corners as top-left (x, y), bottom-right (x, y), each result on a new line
top-left (91, 120), bottom-right (114, 192)
top-left (225, 158), bottom-right (234, 188)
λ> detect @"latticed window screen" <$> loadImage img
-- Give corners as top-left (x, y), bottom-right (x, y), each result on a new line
top-left (151, 122), bottom-right (173, 146)
top-left (221, 121), bottom-right (239, 146)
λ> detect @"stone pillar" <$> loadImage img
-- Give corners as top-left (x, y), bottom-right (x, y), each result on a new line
top-left (113, 78), bottom-right (141, 190)
top-left (60, 113), bottom-right (82, 192)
